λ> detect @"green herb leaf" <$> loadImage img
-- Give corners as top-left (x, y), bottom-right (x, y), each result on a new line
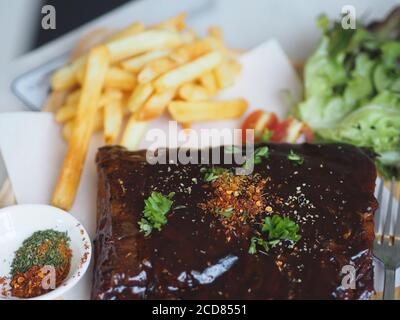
top-left (11, 230), bottom-right (71, 276)
top-left (224, 145), bottom-right (242, 154)
top-left (287, 150), bottom-right (304, 165)
top-left (261, 215), bottom-right (301, 242)
top-left (200, 166), bottom-right (227, 182)
top-left (243, 146), bottom-right (269, 169)
top-left (255, 130), bottom-right (273, 143)
top-left (139, 192), bottom-right (175, 236)
top-left (249, 215), bottom-right (301, 254)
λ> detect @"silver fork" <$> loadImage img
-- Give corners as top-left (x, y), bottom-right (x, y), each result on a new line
top-left (373, 177), bottom-right (400, 300)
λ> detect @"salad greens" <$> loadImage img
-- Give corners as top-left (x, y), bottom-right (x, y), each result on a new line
top-left (296, 9), bottom-right (400, 177)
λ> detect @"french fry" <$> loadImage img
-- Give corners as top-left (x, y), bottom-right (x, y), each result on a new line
top-left (198, 72), bottom-right (218, 95)
top-left (94, 109), bottom-right (105, 132)
top-left (43, 90), bottom-right (69, 113)
top-left (69, 28), bottom-right (111, 61)
top-left (229, 59), bottom-right (242, 77)
top-left (137, 89), bottom-right (175, 120)
top-left (51, 57), bottom-right (86, 91)
top-left (208, 26), bottom-right (223, 41)
top-left (152, 13), bottom-right (187, 32)
top-left (104, 90), bottom-right (123, 144)
top-left (181, 122), bottom-right (192, 130)
top-left (137, 58), bottom-right (177, 84)
top-left (214, 59), bottom-right (236, 89)
top-left (65, 89), bottom-right (81, 105)
top-left (55, 90), bottom-right (122, 123)
top-left (52, 46), bottom-right (110, 211)
top-left (127, 83), bottom-right (154, 113)
top-left (121, 114), bottom-right (148, 151)
top-left (107, 22), bottom-right (145, 42)
top-left (104, 67), bottom-right (137, 91)
top-left (178, 83), bottom-right (210, 101)
top-left (62, 120), bottom-right (74, 142)
top-left (51, 30), bottom-right (183, 91)
top-left (168, 99), bottom-right (248, 122)
top-left (154, 51), bottom-right (223, 92)
top-left (170, 39), bottom-right (211, 64)
top-left (106, 30), bottom-right (183, 63)
top-left (121, 49), bottom-right (170, 72)
top-left (55, 104), bottom-right (77, 123)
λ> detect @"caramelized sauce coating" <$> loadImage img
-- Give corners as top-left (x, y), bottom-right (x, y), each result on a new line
top-left (93, 143), bottom-right (377, 300)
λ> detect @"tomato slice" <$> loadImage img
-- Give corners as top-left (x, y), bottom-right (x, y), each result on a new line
top-left (241, 110), bottom-right (278, 143)
top-left (241, 110), bottom-right (314, 144)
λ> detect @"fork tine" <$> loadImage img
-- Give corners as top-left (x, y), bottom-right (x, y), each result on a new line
top-left (394, 183), bottom-right (400, 242)
top-left (382, 177), bottom-right (395, 243)
top-left (374, 178), bottom-right (385, 235)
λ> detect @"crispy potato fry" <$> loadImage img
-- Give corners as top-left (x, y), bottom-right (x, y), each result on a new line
top-left (170, 40), bottom-right (211, 64)
top-left (52, 30), bottom-right (183, 91)
top-left (52, 46), bottom-right (110, 211)
top-left (106, 30), bottom-right (183, 63)
top-left (94, 108), bottom-right (105, 132)
top-left (208, 26), bottom-right (223, 41)
top-left (77, 66), bottom-right (136, 91)
top-left (51, 56), bottom-right (86, 91)
top-left (55, 90), bottom-right (122, 123)
top-left (43, 90), bottom-right (70, 112)
top-left (121, 114), bottom-right (148, 151)
top-left (181, 122), bottom-right (192, 130)
top-left (138, 58), bottom-right (177, 84)
top-left (229, 59), bottom-right (242, 77)
top-left (178, 83), bottom-right (210, 101)
top-left (104, 90), bottom-right (123, 144)
top-left (107, 22), bottom-right (145, 42)
top-left (137, 89), bottom-right (175, 120)
top-left (65, 89), bottom-right (81, 105)
top-left (62, 120), bottom-right (74, 142)
top-left (55, 104), bottom-right (77, 123)
top-left (198, 72), bottom-right (218, 95)
top-left (121, 49), bottom-right (170, 72)
top-left (168, 99), bottom-right (248, 122)
top-left (127, 83), bottom-right (154, 113)
top-left (152, 13), bottom-right (187, 32)
top-left (183, 28), bottom-right (198, 41)
top-left (154, 51), bottom-right (223, 92)
top-left (104, 67), bottom-right (137, 91)
top-left (69, 28), bottom-right (111, 61)
top-left (214, 59), bottom-right (237, 89)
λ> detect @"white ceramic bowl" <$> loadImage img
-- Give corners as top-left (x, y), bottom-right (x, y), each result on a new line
top-left (0, 204), bottom-right (91, 300)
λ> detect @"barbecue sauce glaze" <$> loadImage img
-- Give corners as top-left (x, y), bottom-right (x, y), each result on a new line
top-left (93, 143), bottom-right (377, 300)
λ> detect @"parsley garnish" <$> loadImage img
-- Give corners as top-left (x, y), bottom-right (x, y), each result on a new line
top-left (200, 166), bottom-right (227, 182)
top-left (255, 130), bottom-right (273, 143)
top-left (139, 192), bottom-right (175, 236)
top-left (224, 145), bottom-right (242, 154)
top-left (287, 150), bottom-right (304, 165)
top-left (243, 146), bottom-right (269, 169)
top-left (248, 215), bottom-right (301, 254)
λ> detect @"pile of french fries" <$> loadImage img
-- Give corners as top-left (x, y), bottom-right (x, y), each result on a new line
top-left (48, 13), bottom-right (247, 210)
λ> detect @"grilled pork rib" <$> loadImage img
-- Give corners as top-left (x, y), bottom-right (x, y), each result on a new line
top-left (93, 144), bottom-right (377, 300)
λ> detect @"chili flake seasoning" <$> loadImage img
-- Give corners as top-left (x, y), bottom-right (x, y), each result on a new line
top-left (10, 229), bottom-right (72, 298)
top-left (199, 169), bottom-right (270, 239)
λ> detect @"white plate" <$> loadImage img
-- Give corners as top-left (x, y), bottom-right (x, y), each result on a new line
top-left (0, 204), bottom-right (91, 300)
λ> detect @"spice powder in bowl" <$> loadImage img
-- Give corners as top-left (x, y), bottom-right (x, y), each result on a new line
top-left (10, 229), bottom-right (72, 299)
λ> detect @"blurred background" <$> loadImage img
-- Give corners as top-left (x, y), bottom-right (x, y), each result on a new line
top-left (0, 0), bottom-right (398, 70)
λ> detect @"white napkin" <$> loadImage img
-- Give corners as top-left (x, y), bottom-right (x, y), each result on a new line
top-left (0, 39), bottom-right (303, 299)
